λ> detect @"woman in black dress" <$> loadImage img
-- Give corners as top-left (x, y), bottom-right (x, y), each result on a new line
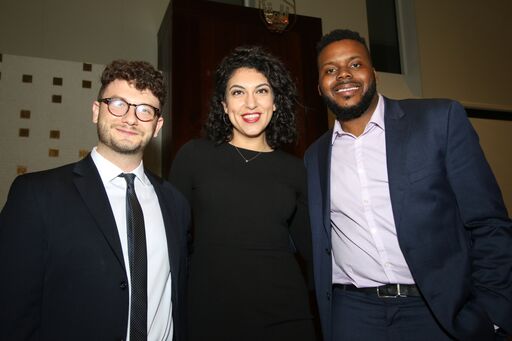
top-left (170, 46), bottom-right (316, 341)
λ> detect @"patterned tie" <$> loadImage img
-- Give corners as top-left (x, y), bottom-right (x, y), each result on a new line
top-left (120, 173), bottom-right (147, 341)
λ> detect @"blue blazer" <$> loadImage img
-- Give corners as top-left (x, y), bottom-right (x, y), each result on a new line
top-left (304, 97), bottom-right (512, 340)
top-left (0, 155), bottom-right (190, 341)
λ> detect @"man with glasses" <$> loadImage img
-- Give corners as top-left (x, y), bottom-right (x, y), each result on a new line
top-left (0, 60), bottom-right (190, 341)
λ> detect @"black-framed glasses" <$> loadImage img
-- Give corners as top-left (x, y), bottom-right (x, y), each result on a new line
top-left (98, 97), bottom-right (160, 122)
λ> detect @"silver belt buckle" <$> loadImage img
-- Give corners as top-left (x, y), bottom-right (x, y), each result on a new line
top-left (377, 284), bottom-right (406, 298)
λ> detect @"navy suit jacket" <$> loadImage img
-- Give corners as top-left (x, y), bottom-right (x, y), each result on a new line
top-left (0, 155), bottom-right (190, 341)
top-left (304, 97), bottom-right (512, 340)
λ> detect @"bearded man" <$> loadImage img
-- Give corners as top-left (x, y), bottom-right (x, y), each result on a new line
top-left (304, 29), bottom-right (512, 341)
top-left (0, 60), bottom-right (190, 341)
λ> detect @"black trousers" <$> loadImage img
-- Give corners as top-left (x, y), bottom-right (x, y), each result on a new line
top-left (331, 286), bottom-right (456, 341)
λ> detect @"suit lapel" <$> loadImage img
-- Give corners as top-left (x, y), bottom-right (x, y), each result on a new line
top-left (384, 98), bottom-right (409, 232)
top-left (149, 175), bottom-right (180, 281)
top-left (73, 155), bottom-right (126, 270)
top-left (148, 174), bottom-right (184, 341)
top-left (317, 132), bottom-right (333, 240)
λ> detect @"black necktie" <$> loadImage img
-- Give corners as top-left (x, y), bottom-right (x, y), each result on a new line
top-left (120, 173), bottom-right (147, 341)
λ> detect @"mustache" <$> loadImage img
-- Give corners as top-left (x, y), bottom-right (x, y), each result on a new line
top-left (332, 80), bottom-right (362, 88)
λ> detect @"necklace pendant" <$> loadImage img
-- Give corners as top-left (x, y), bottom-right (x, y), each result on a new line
top-left (232, 144), bottom-right (262, 164)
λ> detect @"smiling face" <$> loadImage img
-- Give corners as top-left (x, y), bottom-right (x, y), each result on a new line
top-left (222, 67), bottom-right (276, 147)
top-left (318, 39), bottom-right (378, 122)
top-left (92, 79), bottom-right (163, 162)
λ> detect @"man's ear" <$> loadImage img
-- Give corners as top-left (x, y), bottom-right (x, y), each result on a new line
top-left (92, 101), bottom-right (100, 123)
top-left (153, 116), bottom-right (164, 137)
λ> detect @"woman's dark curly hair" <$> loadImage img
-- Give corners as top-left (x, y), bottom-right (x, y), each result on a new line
top-left (98, 60), bottom-right (166, 108)
top-left (205, 46), bottom-right (297, 149)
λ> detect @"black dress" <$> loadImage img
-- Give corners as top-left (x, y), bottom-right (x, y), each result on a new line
top-left (170, 139), bottom-right (316, 341)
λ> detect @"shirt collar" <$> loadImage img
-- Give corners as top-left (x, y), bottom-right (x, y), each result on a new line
top-left (90, 147), bottom-right (150, 186)
top-left (331, 94), bottom-right (385, 144)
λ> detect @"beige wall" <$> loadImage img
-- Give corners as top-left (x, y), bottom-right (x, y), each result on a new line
top-left (0, 0), bottom-right (170, 175)
top-left (470, 118), bottom-right (512, 214)
top-left (298, 0), bottom-right (512, 213)
top-left (0, 55), bottom-right (103, 208)
top-left (0, 0), bottom-right (169, 66)
top-left (413, 0), bottom-right (512, 213)
top-left (415, 0), bottom-right (512, 109)
top-left (0, 0), bottom-right (510, 212)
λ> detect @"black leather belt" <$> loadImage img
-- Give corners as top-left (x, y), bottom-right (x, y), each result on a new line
top-left (334, 283), bottom-right (421, 298)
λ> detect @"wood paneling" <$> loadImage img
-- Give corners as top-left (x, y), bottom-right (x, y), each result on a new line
top-left (158, 0), bottom-right (327, 177)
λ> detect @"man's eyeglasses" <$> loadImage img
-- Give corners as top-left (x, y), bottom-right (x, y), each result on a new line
top-left (98, 97), bottom-right (160, 122)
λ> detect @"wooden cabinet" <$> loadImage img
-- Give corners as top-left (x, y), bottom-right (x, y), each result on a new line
top-left (158, 0), bottom-right (327, 177)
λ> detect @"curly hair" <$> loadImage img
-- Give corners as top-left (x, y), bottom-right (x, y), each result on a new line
top-left (205, 46), bottom-right (297, 149)
top-left (316, 29), bottom-right (370, 57)
top-left (98, 60), bottom-right (166, 108)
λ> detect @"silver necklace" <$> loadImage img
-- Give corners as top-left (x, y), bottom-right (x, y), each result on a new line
top-left (232, 145), bottom-right (262, 163)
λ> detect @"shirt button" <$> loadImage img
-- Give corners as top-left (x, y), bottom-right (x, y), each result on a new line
top-left (120, 281), bottom-right (128, 290)
top-left (385, 262), bottom-right (392, 268)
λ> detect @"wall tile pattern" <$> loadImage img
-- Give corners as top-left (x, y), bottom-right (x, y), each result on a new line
top-left (0, 54), bottom-right (103, 208)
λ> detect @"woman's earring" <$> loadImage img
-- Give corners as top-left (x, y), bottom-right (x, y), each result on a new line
top-left (271, 110), bottom-right (279, 121)
top-left (222, 114), bottom-right (231, 126)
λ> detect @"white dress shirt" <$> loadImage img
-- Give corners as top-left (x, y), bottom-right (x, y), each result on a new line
top-left (91, 148), bottom-right (173, 340)
top-left (330, 95), bottom-right (415, 287)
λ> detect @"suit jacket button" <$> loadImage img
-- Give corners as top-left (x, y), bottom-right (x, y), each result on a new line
top-left (326, 292), bottom-right (331, 301)
top-left (325, 248), bottom-right (331, 255)
top-left (120, 281), bottom-right (128, 290)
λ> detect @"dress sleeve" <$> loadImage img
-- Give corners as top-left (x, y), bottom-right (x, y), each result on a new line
top-left (288, 162), bottom-right (314, 289)
top-left (169, 140), bottom-right (197, 203)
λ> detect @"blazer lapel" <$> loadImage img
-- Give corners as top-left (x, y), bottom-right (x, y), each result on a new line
top-left (316, 132), bottom-right (333, 240)
top-left (73, 155), bottom-right (126, 270)
top-left (148, 174), bottom-right (184, 341)
top-left (149, 175), bottom-right (180, 281)
top-left (384, 98), bottom-right (409, 232)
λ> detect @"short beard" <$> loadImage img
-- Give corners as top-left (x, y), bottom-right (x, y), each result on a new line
top-left (97, 125), bottom-right (143, 155)
top-left (321, 79), bottom-right (377, 122)
top-left (96, 114), bottom-right (151, 155)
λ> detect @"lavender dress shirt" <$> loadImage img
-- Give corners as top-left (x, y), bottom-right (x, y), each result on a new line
top-left (330, 95), bottom-right (415, 287)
